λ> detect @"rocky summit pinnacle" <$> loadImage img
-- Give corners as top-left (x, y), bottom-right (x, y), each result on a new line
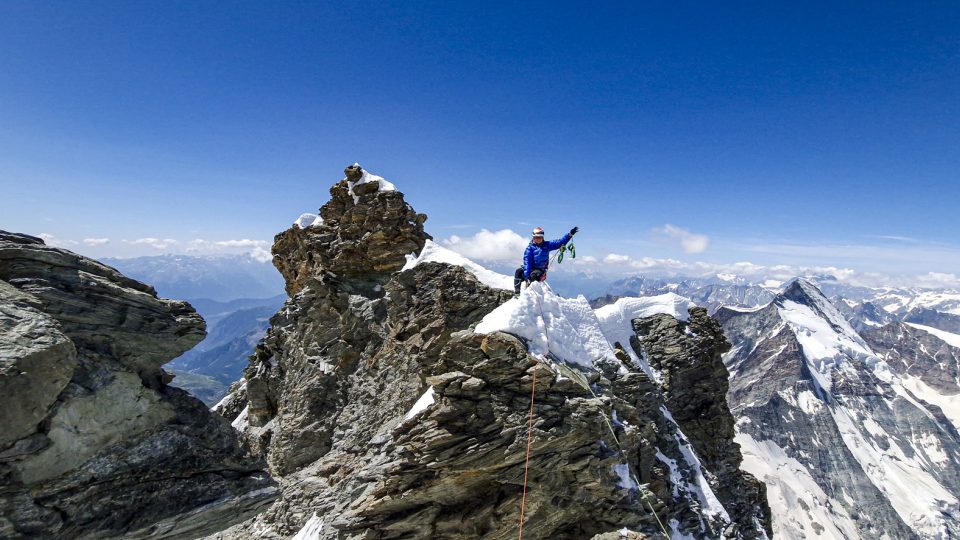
top-left (272, 162), bottom-right (430, 296)
top-left (0, 231), bottom-right (276, 539)
top-left (211, 166), bottom-right (770, 539)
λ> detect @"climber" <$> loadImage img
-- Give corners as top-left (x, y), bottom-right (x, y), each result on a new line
top-left (514, 226), bottom-right (578, 294)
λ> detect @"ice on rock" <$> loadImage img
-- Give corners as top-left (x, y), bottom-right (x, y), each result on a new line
top-left (402, 386), bottom-right (436, 421)
top-left (613, 462), bottom-right (638, 490)
top-left (346, 165), bottom-right (397, 203)
top-left (475, 281), bottom-right (617, 369)
top-left (402, 240), bottom-right (513, 290)
top-left (294, 213), bottom-right (323, 228)
top-left (292, 514), bottom-right (325, 540)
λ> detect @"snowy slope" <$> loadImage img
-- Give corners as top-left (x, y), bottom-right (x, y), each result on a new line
top-left (402, 240), bottom-right (514, 291)
top-left (735, 428), bottom-right (861, 540)
top-left (906, 323), bottom-right (960, 348)
top-left (475, 281), bottom-right (617, 368)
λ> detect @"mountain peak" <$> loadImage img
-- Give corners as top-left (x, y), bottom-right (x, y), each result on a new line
top-left (272, 166), bottom-right (431, 295)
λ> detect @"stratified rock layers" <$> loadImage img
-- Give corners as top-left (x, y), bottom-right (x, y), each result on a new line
top-left (0, 231), bottom-right (276, 539)
top-left (213, 170), bottom-right (769, 539)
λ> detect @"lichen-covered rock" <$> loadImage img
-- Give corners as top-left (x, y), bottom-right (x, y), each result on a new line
top-left (209, 167), bottom-right (770, 539)
top-left (0, 231), bottom-right (276, 539)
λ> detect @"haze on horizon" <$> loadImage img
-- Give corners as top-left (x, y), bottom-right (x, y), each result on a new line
top-left (1, 2), bottom-right (958, 288)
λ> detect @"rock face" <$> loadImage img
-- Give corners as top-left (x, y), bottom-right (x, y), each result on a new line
top-left (633, 310), bottom-right (769, 538)
top-left (862, 321), bottom-right (960, 397)
top-left (0, 231), bottom-right (276, 539)
top-left (212, 167), bottom-right (769, 539)
top-left (718, 279), bottom-right (960, 539)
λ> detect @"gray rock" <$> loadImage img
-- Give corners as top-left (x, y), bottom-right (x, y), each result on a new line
top-left (210, 169), bottom-right (771, 539)
top-left (0, 231), bottom-right (276, 538)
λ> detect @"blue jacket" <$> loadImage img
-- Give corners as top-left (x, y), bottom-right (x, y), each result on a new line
top-left (523, 234), bottom-right (571, 279)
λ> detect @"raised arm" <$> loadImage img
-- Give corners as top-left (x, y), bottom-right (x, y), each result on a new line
top-left (542, 233), bottom-right (572, 251)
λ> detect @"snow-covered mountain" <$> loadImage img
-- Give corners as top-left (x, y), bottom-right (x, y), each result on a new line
top-left (600, 275), bottom-right (778, 314)
top-left (716, 279), bottom-right (960, 539)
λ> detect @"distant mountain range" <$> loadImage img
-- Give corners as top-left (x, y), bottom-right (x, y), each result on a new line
top-left (99, 254), bottom-right (288, 404)
top-left (101, 254), bottom-right (285, 302)
top-left (167, 295), bottom-right (286, 404)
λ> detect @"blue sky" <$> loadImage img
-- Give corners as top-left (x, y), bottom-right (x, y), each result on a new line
top-left (1, 1), bottom-right (958, 285)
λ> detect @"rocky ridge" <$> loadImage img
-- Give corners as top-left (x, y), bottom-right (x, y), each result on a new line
top-left (0, 231), bottom-right (276, 539)
top-left (211, 167), bottom-right (770, 539)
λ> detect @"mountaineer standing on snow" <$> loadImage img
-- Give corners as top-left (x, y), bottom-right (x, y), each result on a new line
top-left (514, 226), bottom-right (578, 294)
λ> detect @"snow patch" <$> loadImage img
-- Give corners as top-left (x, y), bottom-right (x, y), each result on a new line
top-left (292, 513), bottom-right (324, 540)
top-left (294, 212), bottom-right (323, 229)
top-left (231, 405), bottom-right (249, 431)
top-left (403, 386), bottom-right (436, 421)
top-left (347, 166), bottom-right (396, 203)
top-left (905, 323), bottom-right (960, 348)
top-left (613, 463), bottom-right (638, 490)
top-left (402, 240), bottom-right (513, 291)
top-left (475, 281), bottom-right (617, 369)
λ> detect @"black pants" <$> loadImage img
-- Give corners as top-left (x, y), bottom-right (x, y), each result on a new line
top-left (514, 267), bottom-right (546, 294)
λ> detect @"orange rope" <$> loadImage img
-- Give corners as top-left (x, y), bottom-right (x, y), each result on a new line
top-left (517, 364), bottom-right (537, 539)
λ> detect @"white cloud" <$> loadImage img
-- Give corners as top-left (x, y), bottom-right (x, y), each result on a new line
top-left (249, 246), bottom-right (272, 263)
top-left (604, 253), bottom-right (631, 264)
top-left (131, 238), bottom-right (179, 250)
top-left (82, 238), bottom-right (110, 246)
top-left (214, 239), bottom-right (269, 248)
top-left (441, 229), bottom-right (529, 262)
top-left (184, 237), bottom-right (273, 262)
top-left (915, 272), bottom-right (960, 288)
top-left (38, 233), bottom-right (77, 247)
top-left (654, 224), bottom-right (710, 254)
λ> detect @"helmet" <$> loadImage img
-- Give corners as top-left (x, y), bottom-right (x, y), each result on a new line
top-left (532, 227), bottom-right (545, 238)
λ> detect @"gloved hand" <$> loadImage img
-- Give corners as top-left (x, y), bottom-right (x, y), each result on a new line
top-left (570, 226), bottom-right (579, 236)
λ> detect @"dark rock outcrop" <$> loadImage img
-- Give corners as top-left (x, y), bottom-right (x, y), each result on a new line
top-left (0, 231), bottom-right (276, 539)
top-left (633, 309), bottom-right (770, 538)
top-left (211, 167), bottom-right (770, 539)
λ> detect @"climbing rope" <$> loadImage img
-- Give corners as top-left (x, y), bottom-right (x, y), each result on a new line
top-left (578, 375), bottom-right (671, 538)
top-left (518, 285), bottom-right (670, 539)
top-left (517, 362), bottom-right (537, 540)
top-left (551, 242), bottom-right (577, 264)
top-left (518, 291), bottom-right (550, 539)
